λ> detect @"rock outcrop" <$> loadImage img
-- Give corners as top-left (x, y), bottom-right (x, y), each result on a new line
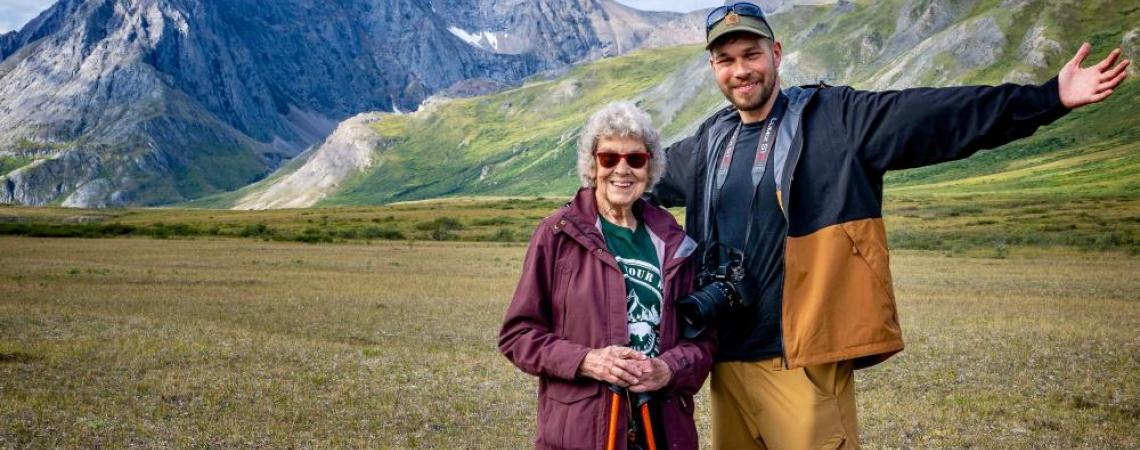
top-left (1124, 28), bottom-right (1139, 76)
top-left (234, 113), bottom-right (384, 210)
top-left (869, 15), bottom-right (1007, 90)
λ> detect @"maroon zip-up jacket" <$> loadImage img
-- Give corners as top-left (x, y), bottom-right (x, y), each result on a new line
top-left (500, 188), bottom-right (714, 450)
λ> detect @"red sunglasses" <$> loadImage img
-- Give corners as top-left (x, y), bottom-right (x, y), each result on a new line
top-left (595, 152), bottom-right (652, 169)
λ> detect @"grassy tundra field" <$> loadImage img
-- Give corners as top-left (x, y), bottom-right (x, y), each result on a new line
top-left (1, 192), bottom-right (1137, 254)
top-left (0, 202), bottom-right (1138, 448)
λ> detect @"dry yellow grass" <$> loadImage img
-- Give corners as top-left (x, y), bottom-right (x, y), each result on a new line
top-left (0, 237), bottom-right (533, 448)
top-left (1, 237), bottom-right (1137, 448)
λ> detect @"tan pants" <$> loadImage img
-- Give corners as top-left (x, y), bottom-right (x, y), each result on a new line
top-left (710, 358), bottom-right (859, 450)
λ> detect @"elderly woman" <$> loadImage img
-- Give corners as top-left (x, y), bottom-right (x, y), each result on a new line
top-left (499, 102), bottom-right (714, 450)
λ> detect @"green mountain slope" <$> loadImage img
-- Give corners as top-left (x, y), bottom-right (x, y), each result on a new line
top-left (229, 0), bottom-right (1137, 208)
top-left (322, 45), bottom-right (715, 205)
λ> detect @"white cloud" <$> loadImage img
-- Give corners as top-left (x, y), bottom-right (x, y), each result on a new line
top-left (0, 0), bottom-right (57, 34)
top-left (614, 0), bottom-right (726, 13)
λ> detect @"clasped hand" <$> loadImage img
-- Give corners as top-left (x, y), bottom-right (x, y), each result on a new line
top-left (577, 345), bottom-right (672, 392)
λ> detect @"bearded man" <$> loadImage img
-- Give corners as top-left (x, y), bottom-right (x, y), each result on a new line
top-left (649, 2), bottom-right (1128, 449)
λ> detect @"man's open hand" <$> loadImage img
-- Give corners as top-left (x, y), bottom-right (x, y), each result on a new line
top-left (1058, 43), bottom-right (1129, 109)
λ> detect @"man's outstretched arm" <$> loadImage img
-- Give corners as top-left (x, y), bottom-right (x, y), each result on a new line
top-left (834, 43), bottom-right (1129, 173)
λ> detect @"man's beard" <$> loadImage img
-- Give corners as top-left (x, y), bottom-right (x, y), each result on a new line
top-left (719, 74), bottom-right (776, 113)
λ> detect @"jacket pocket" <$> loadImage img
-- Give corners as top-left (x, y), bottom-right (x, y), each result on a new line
top-left (546, 379), bottom-right (600, 404)
top-left (538, 380), bottom-right (602, 450)
top-left (839, 219), bottom-right (894, 301)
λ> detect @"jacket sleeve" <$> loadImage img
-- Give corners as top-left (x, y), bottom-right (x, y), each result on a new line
top-left (830, 77), bottom-right (1071, 173)
top-left (657, 264), bottom-right (715, 396)
top-left (498, 222), bottom-right (593, 381)
top-left (658, 332), bottom-right (715, 396)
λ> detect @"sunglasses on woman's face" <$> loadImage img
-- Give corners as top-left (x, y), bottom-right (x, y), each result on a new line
top-left (596, 152), bottom-right (652, 169)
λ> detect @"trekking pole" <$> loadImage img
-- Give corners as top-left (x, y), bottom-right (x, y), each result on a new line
top-left (606, 391), bottom-right (621, 450)
top-left (640, 403), bottom-right (658, 450)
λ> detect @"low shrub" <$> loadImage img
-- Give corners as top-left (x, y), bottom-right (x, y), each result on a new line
top-left (415, 217), bottom-right (464, 231)
top-left (294, 227), bottom-right (333, 244)
top-left (362, 226), bottom-right (405, 240)
top-left (487, 228), bottom-right (516, 242)
top-left (240, 223), bottom-right (275, 238)
top-left (472, 216), bottom-right (513, 226)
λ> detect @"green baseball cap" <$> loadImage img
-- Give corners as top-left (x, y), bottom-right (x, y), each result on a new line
top-left (705, 6), bottom-right (775, 50)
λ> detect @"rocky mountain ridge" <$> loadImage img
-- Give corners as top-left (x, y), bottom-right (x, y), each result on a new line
top-left (0, 0), bottom-right (685, 207)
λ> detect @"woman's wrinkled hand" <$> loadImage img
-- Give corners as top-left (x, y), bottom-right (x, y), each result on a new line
top-left (627, 358), bottom-right (673, 393)
top-left (577, 346), bottom-right (647, 387)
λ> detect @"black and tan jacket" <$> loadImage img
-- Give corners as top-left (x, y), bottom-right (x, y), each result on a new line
top-left (652, 79), bottom-right (1069, 369)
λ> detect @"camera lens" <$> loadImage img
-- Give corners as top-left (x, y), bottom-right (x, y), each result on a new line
top-left (678, 293), bottom-right (712, 340)
top-left (678, 282), bottom-right (737, 339)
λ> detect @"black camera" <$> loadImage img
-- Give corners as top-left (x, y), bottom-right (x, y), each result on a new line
top-left (677, 242), bottom-right (749, 339)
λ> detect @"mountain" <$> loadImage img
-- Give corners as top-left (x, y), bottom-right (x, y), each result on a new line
top-left (225, 0), bottom-right (1138, 209)
top-left (0, 0), bottom-right (683, 207)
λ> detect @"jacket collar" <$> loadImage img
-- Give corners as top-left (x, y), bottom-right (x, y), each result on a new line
top-left (699, 87), bottom-right (817, 227)
top-left (554, 188), bottom-right (696, 272)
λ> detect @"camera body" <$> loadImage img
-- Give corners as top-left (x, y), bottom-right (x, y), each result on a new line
top-left (677, 242), bottom-right (751, 339)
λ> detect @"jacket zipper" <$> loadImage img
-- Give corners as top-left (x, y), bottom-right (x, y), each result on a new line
top-left (777, 91), bottom-right (810, 370)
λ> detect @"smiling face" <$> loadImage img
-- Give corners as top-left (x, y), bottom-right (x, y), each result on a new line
top-left (710, 34), bottom-right (782, 122)
top-left (593, 135), bottom-right (651, 215)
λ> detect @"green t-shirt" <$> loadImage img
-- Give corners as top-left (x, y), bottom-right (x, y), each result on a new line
top-left (600, 215), bottom-right (663, 357)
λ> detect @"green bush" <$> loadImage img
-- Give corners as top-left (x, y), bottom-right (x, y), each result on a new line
top-left (294, 227), bottom-right (333, 244)
top-left (1092, 231), bottom-right (1132, 251)
top-left (0, 223), bottom-right (138, 238)
top-left (416, 216), bottom-right (464, 241)
top-left (888, 230), bottom-right (946, 251)
top-left (240, 223), bottom-right (274, 238)
top-left (147, 222), bottom-right (199, 239)
top-left (992, 241), bottom-right (1009, 259)
top-left (472, 216), bottom-right (513, 226)
top-left (487, 228), bottom-right (516, 242)
top-left (429, 229), bottom-right (456, 241)
top-left (362, 226), bottom-right (405, 240)
top-left (415, 217), bottom-right (464, 231)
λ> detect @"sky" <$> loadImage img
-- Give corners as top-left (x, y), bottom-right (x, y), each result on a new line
top-left (0, 0), bottom-right (54, 34)
top-left (0, 0), bottom-right (725, 34)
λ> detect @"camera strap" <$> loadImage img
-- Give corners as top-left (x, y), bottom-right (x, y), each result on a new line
top-left (714, 96), bottom-right (786, 192)
top-left (709, 94), bottom-right (788, 249)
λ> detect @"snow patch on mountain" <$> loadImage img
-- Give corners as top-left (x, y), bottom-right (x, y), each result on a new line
top-left (448, 26), bottom-right (501, 52)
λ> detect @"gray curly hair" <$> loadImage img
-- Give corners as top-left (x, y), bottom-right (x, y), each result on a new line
top-left (576, 101), bottom-right (666, 189)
